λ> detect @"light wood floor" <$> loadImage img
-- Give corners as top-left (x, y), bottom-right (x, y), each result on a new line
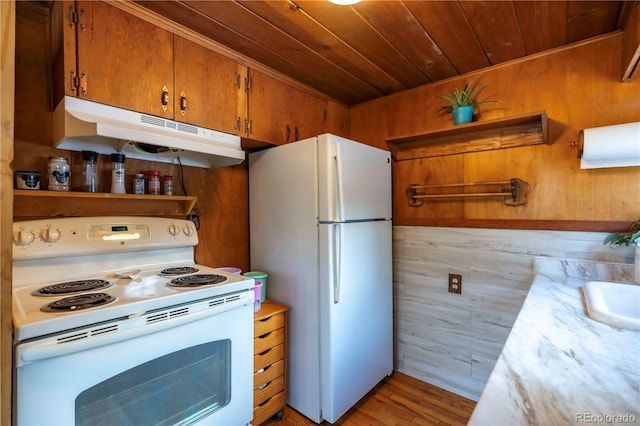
top-left (262, 372), bottom-right (476, 426)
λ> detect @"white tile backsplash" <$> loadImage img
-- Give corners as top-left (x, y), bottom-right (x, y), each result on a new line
top-left (392, 226), bottom-right (634, 401)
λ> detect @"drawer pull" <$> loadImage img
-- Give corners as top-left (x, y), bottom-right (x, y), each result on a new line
top-left (258, 331), bottom-right (272, 339)
top-left (257, 380), bottom-right (271, 390)
top-left (260, 316), bottom-right (273, 323)
top-left (256, 363), bottom-right (275, 374)
top-left (257, 396), bottom-right (273, 407)
top-left (258, 348), bottom-right (272, 356)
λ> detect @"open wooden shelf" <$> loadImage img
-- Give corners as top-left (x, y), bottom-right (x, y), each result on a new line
top-left (386, 111), bottom-right (548, 160)
top-left (14, 190), bottom-right (197, 219)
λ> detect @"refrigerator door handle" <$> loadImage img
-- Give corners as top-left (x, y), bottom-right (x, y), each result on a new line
top-left (332, 142), bottom-right (345, 222)
top-left (333, 224), bottom-right (342, 304)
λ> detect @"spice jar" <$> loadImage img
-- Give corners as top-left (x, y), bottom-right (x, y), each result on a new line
top-left (163, 175), bottom-right (173, 196)
top-left (148, 170), bottom-right (160, 195)
top-left (134, 173), bottom-right (145, 195)
top-left (110, 153), bottom-right (126, 194)
top-left (81, 151), bottom-right (99, 192)
top-left (47, 157), bottom-right (70, 191)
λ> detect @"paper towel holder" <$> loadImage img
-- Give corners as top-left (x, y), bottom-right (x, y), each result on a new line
top-left (578, 122), bottom-right (640, 169)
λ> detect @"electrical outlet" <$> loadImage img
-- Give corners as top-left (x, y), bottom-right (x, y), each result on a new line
top-left (448, 274), bottom-right (462, 294)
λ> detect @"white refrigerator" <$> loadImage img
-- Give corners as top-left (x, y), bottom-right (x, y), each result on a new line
top-left (248, 133), bottom-right (393, 423)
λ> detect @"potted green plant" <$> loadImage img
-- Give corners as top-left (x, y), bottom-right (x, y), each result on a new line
top-left (604, 219), bottom-right (640, 284)
top-left (438, 74), bottom-right (497, 125)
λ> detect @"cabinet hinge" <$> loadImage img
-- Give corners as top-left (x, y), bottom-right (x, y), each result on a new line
top-left (245, 119), bottom-right (253, 134)
top-left (68, 6), bottom-right (77, 28)
top-left (76, 72), bottom-right (87, 95)
top-left (69, 70), bottom-right (77, 94)
top-left (68, 6), bottom-right (85, 30)
top-left (235, 74), bottom-right (241, 89)
top-left (244, 77), bottom-right (252, 93)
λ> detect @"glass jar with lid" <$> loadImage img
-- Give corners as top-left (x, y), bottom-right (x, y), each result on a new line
top-left (81, 151), bottom-right (99, 192)
top-left (110, 153), bottom-right (126, 194)
top-left (148, 170), bottom-right (161, 195)
top-left (47, 157), bottom-right (70, 191)
top-left (134, 173), bottom-right (145, 195)
top-left (163, 175), bottom-right (173, 196)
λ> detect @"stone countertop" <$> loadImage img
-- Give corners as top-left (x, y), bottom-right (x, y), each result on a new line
top-left (468, 258), bottom-right (639, 425)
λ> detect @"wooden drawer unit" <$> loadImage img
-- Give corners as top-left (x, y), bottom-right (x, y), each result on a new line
top-left (253, 301), bottom-right (290, 426)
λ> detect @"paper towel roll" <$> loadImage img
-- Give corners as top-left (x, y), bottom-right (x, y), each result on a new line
top-left (580, 122), bottom-right (640, 169)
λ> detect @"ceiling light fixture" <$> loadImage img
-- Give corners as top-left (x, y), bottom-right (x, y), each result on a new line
top-left (328, 0), bottom-right (361, 5)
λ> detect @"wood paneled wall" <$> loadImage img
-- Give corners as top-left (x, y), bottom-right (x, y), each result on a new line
top-left (350, 33), bottom-right (640, 231)
top-left (0, 2), bottom-right (15, 423)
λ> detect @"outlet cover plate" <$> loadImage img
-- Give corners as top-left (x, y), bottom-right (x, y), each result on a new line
top-left (449, 273), bottom-right (462, 294)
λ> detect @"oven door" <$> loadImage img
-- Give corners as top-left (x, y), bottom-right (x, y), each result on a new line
top-left (14, 291), bottom-right (254, 426)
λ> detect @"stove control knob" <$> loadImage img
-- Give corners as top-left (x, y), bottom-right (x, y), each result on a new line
top-left (183, 225), bottom-right (194, 236)
top-left (13, 229), bottom-right (35, 246)
top-left (168, 224), bottom-right (181, 236)
top-left (41, 227), bottom-right (61, 243)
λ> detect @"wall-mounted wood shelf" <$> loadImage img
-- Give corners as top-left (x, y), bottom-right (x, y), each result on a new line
top-left (386, 111), bottom-right (548, 161)
top-left (13, 190), bottom-right (197, 219)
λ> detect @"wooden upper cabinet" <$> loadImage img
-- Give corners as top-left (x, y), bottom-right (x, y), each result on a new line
top-left (173, 36), bottom-right (241, 134)
top-left (53, 1), bottom-right (241, 133)
top-left (246, 68), bottom-right (326, 145)
top-left (74, 0), bottom-right (174, 118)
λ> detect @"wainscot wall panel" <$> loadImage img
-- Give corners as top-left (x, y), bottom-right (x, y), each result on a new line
top-left (392, 226), bottom-right (634, 400)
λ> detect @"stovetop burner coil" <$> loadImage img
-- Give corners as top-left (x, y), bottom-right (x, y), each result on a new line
top-left (32, 279), bottom-right (113, 296)
top-left (168, 274), bottom-right (227, 288)
top-left (159, 266), bottom-right (199, 276)
top-left (41, 292), bottom-right (117, 312)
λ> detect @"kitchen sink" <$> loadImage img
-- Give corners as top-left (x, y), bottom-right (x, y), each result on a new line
top-left (581, 281), bottom-right (640, 330)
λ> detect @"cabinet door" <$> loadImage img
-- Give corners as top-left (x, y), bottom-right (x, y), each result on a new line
top-left (75, 1), bottom-right (174, 118)
top-left (289, 87), bottom-right (327, 142)
top-left (247, 69), bottom-right (327, 145)
top-left (246, 69), bottom-right (291, 145)
top-left (174, 36), bottom-right (241, 134)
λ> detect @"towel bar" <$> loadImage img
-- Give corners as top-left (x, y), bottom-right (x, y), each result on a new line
top-left (407, 178), bottom-right (531, 207)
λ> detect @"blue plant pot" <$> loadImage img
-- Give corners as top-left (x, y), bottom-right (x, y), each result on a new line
top-left (452, 106), bottom-right (474, 125)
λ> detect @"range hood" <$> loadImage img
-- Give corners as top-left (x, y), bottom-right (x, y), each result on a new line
top-left (52, 96), bottom-right (245, 168)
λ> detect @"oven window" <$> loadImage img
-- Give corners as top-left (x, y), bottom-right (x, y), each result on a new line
top-left (75, 340), bottom-right (231, 425)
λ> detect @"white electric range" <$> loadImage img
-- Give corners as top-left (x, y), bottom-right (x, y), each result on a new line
top-left (12, 216), bottom-right (255, 426)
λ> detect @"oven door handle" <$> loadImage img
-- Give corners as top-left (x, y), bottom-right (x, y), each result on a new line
top-left (17, 292), bottom-right (252, 365)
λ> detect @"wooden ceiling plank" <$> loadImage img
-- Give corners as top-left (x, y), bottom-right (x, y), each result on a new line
top-left (238, 0), bottom-right (406, 95)
top-left (352, 1), bottom-right (458, 83)
top-left (567, 1), bottom-right (622, 43)
top-left (457, 0), bottom-right (527, 66)
top-left (404, 1), bottom-right (490, 75)
top-left (514, 1), bottom-right (568, 54)
top-left (292, 0), bottom-right (430, 89)
top-left (183, 0), bottom-right (382, 100)
top-left (131, 0), bottom-right (627, 107)
top-left (135, 0), bottom-right (379, 104)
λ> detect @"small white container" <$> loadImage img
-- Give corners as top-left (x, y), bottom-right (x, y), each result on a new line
top-left (16, 171), bottom-right (40, 190)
